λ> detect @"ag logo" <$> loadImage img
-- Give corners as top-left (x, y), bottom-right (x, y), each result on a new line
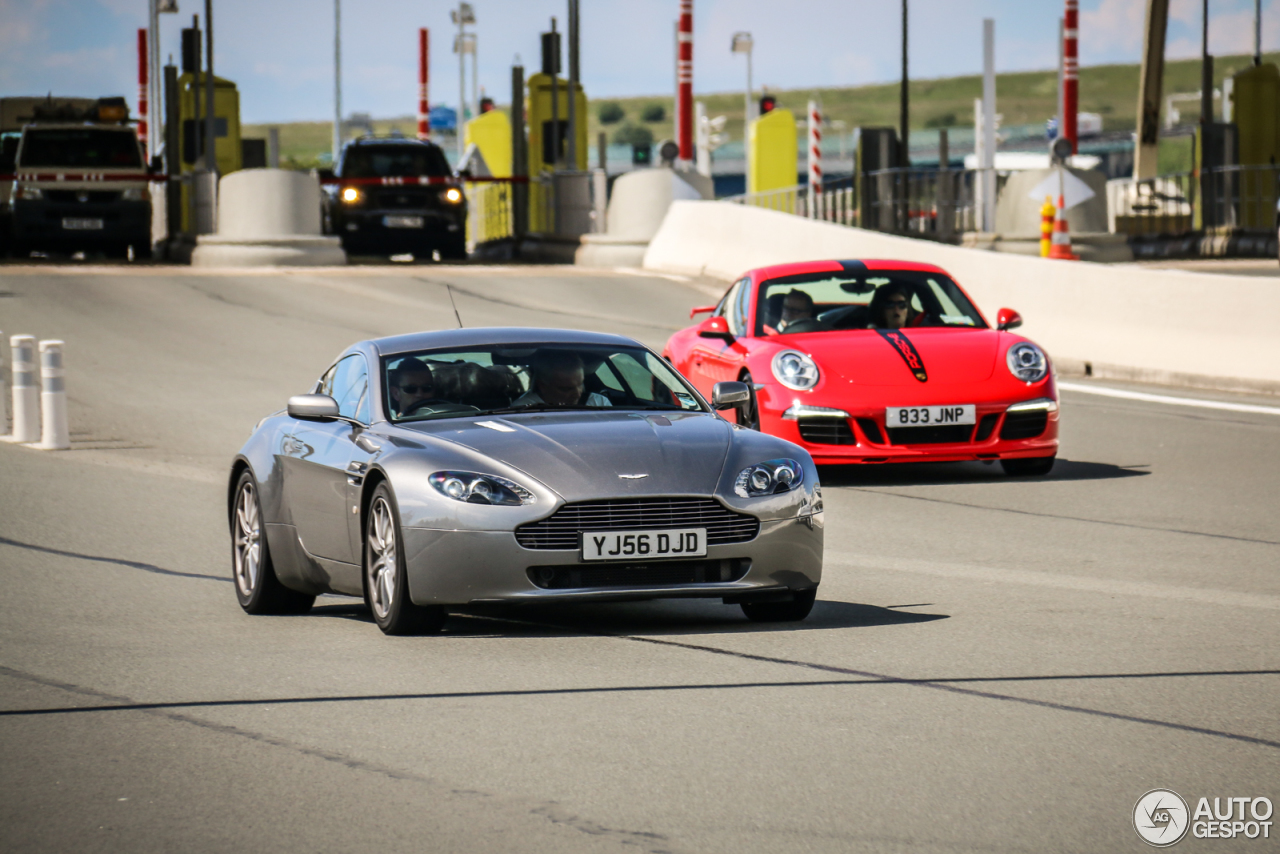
top-left (1134, 789), bottom-right (1190, 846)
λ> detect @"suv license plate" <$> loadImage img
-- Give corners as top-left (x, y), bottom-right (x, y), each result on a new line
top-left (383, 215), bottom-right (424, 229)
top-left (885, 405), bottom-right (976, 427)
top-left (582, 528), bottom-right (707, 561)
top-left (62, 218), bottom-right (104, 230)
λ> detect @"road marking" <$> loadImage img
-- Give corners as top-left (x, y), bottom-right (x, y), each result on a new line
top-left (1058, 381), bottom-right (1280, 416)
top-left (828, 553), bottom-right (1280, 611)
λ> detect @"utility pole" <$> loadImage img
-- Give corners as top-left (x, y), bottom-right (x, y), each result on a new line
top-left (1255, 0), bottom-right (1263, 66)
top-left (451, 3), bottom-right (475, 160)
top-left (1134, 0), bottom-right (1169, 181)
top-left (731, 32), bottom-right (752, 177)
top-left (567, 0), bottom-right (580, 171)
top-left (205, 0), bottom-right (215, 172)
top-left (333, 0), bottom-right (341, 163)
top-left (900, 0), bottom-right (909, 165)
top-left (1201, 0), bottom-right (1212, 125)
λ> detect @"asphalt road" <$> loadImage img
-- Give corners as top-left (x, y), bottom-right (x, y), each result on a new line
top-left (1, 263), bottom-right (1277, 854)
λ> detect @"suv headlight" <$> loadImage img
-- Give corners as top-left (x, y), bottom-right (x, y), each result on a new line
top-left (734, 458), bottom-right (804, 498)
top-left (429, 471), bottom-right (536, 506)
top-left (771, 350), bottom-right (820, 390)
top-left (441, 187), bottom-right (464, 204)
top-left (15, 185), bottom-right (43, 201)
top-left (122, 187), bottom-right (150, 201)
top-left (1006, 342), bottom-right (1048, 383)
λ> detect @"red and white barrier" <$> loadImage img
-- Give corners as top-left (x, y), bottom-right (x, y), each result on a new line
top-left (1063, 0), bottom-right (1078, 154)
top-left (137, 28), bottom-right (149, 160)
top-left (5, 335), bottom-right (39, 444)
top-left (676, 0), bottom-right (693, 166)
top-left (417, 28), bottom-right (430, 141)
top-left (807, 100), bottom-right (822, 219)
top-left (35, 341), bottom-right (69, 450)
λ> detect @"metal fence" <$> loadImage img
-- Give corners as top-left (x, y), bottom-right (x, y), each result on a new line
top-left (1107, 165), bottom-right (1280, 235)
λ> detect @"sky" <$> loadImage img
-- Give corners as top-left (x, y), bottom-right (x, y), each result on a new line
top-left (3, 0), bottom-right (1280, 124)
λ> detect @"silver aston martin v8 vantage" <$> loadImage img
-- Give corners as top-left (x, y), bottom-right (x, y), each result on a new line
top-left (228, 328), bottom-right (824, 635)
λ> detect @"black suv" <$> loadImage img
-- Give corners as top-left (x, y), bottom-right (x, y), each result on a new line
top-left (323, 137), bottom-right (466, 260)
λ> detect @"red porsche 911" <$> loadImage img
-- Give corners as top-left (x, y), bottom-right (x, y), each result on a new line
top-left (663, 259), bottom-right (1059, 475)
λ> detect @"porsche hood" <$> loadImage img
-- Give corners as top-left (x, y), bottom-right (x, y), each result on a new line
top-left (783, 328), bottom-right (1002, 386)
top-left (395, 410), bottom-right (734, 501)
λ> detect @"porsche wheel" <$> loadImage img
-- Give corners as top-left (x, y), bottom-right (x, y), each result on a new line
top-left (1000, 455), bottom-right (1056, 477)
top-left (365, 484), bottom-right (446, 636)
top-left (736, 373), bottom-right (761, 430)
top-left (232, 471), bottom-right (315, 615)
top-left (741, 588), bottom-right (817, 623)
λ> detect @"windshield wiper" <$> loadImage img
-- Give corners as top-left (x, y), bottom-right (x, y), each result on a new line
top-left (482, 404), bottom-right (605, 415)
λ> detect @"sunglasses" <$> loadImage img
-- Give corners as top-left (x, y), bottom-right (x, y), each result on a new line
top-left (885, 300), bottom-right (909, 309)
top-left (399, 384), bottom-right (434, 394)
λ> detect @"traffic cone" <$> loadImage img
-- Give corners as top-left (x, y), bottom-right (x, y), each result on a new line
top-left (1047, 193), bottom-right (1078, 260)
top-left (1039, 195), bottom-right (1055, 257)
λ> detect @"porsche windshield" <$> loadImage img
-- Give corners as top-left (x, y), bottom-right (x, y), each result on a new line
top-left (384, 344), bottom-right (707, 422)
top-left (755, 271), bottom-right (987, 336)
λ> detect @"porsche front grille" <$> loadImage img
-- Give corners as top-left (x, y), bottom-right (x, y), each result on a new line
top-left (515, 498), bottom-right (760, 550)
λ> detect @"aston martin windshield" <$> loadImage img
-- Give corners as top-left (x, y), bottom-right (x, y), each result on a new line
top-left (756, 271), bottom-right (987, 336)
top-left (385, 344), bottom-right (706, 421)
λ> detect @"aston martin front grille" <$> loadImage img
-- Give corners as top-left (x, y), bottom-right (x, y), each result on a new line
top-left (526, 558), bottom-right (750, 589)
top-left (515, 498), bottom-right (759, 550)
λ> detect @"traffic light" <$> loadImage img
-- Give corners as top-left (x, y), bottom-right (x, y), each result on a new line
top-left (759, 94), bottom-right (777, 115)
top-left (479, 97), bottom-right (495, 114)
top-left (632, 143), bottom-right (652, 166)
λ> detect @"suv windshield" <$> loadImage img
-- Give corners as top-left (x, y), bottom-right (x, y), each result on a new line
top-left (755, 270), bottom-right (987, 335)
top-left (17, 128), bottom-right (143, 168)
top-left (342, 145), bottom-right (451, 179)
top-left (384, 344), bottom-right (706, 422)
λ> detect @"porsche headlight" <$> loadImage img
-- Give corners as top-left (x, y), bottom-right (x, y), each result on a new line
top-left (429, 471), bottom-right (536, 506)
top-left (734, 458), bottom-right (804, 498)
top-left (771, 350), bottom-right (820, 390)
top-left (1006, 342), bottom-right (1048, 383)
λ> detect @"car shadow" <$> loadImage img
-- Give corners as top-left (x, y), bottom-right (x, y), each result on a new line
top-left (308, 597), bottom-right (949, 637)
top-left (817, 458), bottom-right (1150, 488)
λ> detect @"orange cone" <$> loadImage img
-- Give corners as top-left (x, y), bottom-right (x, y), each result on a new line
top-left (1047, 193), bottom-right (1078, 260)
top-left (1039, 195), bottom-right (1055, 258)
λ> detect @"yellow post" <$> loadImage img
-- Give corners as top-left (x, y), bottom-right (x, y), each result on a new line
top-left (1040, 195), bottom-right (1055, 257)
top-left (524, 71), bottom-right (587, 235)
top-left (747, 108), bottom-right (796, 195)
top-left (175, 72), bottom-right (242, 232)
top-left (463, 110), bottom-right (513, 244)
top-left (1229, 63), bottom-right (1280, 228)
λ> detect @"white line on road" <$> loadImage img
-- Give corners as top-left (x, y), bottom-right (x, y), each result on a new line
top-left (829, 554), bottom-right (1280, 611)
top-left (1058, 381), bottom-right (1280, 416)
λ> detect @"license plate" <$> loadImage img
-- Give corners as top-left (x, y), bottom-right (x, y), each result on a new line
top-left (581, 528), bottom-right (707, 561)
top-left (885, 404), bottom-right (976, 427)
top-left (62, 218), bottom-right (104, 230)
top-left (383, 215), bottom-right (424, 228)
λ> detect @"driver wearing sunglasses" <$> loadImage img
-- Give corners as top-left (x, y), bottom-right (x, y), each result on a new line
top-left (389, 358), bottom-right (447, 416)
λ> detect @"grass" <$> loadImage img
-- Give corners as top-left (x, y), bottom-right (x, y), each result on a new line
top-left (244, 51), bottom-right (1280, 168)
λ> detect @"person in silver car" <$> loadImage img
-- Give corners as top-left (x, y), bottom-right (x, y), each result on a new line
top-left (511, 350), bottom-right (612, 408)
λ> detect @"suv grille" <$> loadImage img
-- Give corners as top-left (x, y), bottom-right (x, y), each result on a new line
top-left (45, 190), bottom-right (121, 204)
top-left (515, 498), bottom-right (759, 550)
top-left (527, 558), bottom-right (749, 589)
top-left (375, 189), bottom-right (429, 209)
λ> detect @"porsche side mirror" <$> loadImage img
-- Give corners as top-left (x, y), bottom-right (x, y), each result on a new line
top-left (689, 304), bottom-right (716, 319)
top-left (697, 316), bottom-right (735, 342)
top-left (287, 394), bottom-right (340, 420)
top-left (996, 308), bottom-right (1023, 331)
top-left (712, 381), bottom-right (750, 410)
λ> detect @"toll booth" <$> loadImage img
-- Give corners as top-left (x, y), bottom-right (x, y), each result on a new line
top-left (174, 72), bottom-right (242, 231)
top-left (746, 108), bottom-right (796, 194)
top-left (525, 71), bottom-right (587, 234)
top-left (1229, 63), bottom-right (1280, 229)
top-left (463, 109), bottom-right (514, 245)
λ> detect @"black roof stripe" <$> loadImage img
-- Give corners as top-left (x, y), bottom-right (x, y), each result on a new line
top-left (839, 260), bottom-right (868, 273)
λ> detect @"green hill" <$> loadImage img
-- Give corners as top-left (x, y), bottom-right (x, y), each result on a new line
top-left (246, 51), bottom-right (1280, 169)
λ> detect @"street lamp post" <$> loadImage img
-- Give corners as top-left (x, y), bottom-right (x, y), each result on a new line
top-left (731, 32), bottom-right (752, 173)
top-left (333, 0), bottom-right (341, 164)
top-left (451, 2), bottom-right (476, 160)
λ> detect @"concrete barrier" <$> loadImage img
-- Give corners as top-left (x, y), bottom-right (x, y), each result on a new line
top-left (643, 201), bottom-right (1280, 394)
top-left (191, 169), bottom-right (346, 267)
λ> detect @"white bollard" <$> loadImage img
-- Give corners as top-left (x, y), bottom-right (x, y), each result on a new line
top-left (34, 340), bottom-right (69, 450)
top-left (4, 335), bottom-right (40, 444)
top-left (0, 330), bottom-right (7, 436)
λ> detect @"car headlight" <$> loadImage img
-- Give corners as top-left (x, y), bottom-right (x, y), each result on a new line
top-left (122, 187), bottom-right (150, 201)
top-left (734, 458), bottom-right (804, 498)
top-left (429, 471), bottom-right (536, 506)
top-left (771, 350), bottom-right (820, 390)
top-left (1006, 342), bottom-right (1048, 383)
top-left (441, 187), bottom-right (464, 204)
top-left (15, 185), bottom-right (43, 200)
top-left (341, 187), bottom-right (362, 204)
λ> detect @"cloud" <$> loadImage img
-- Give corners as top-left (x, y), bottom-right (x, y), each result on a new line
top-left (1079, 0), bottom-right (1146, 58)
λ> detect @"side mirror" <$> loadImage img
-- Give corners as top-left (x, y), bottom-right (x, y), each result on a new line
top-left (287, 393), bottom-right (340, 420)
top-left (996, 308), bottom-right (1023, 331)
top-left (712, 381), bottom-right (750, 410)
top-left (697, 316), bottom-right (735, 342)
top-left (315, 168), bottom-right (336, 183)
top-left (689, 304), bottom-right (716, 319)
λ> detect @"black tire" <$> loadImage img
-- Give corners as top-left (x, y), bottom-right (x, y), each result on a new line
top-left (440, 233), bottom-right (467, 261)
top-left (741, 588), bottom-right (817, 623)
top-left (364, 483), bottom-right (446, 636)
top-left (736, 373), bottom-right (760, 430)
top-left (1000, 455), bottom-right (1056, 477)
top-left (231, 470), bottom-right (315, 615)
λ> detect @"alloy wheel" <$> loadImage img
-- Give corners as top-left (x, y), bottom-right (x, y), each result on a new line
top-left (233, 481), bottom-right (261, 598)
top-left (368, 496), bottom-right (398, 620)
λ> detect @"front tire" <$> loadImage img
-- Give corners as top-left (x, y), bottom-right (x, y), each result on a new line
top-left (1000, 455), bottom-right (1056, 477)
top-left (365, 484), bottom-right (446, 635)
top-left (741, 588), bottom-right (817, 623)
top-left (231, 471), bottom-right (315, 615)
